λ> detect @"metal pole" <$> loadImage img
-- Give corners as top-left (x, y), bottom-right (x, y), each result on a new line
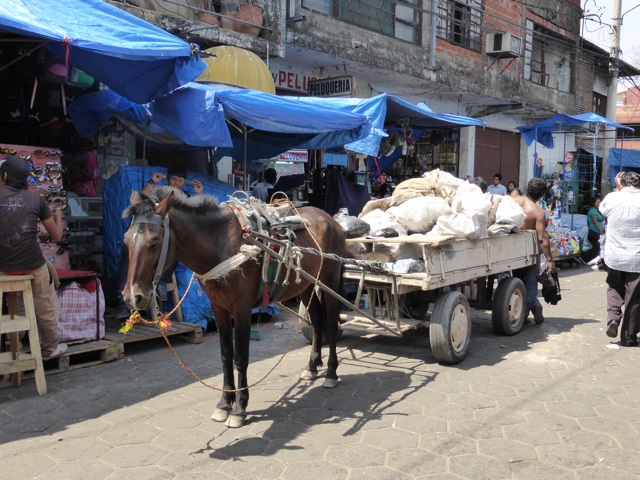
top-left (601, 0), bottom-right (622, 196)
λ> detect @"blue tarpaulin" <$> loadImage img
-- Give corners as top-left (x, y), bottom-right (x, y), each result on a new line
top-left (69, 86), bottom-right (484, 159)
top-left (0, 0), bottom-right (206, 103)
top-left (69, 83), bottom-right (375, 158)
top-left (516, 113), bottom-right (632, 149)
top-left (607, 148), bottom-right (640, 186)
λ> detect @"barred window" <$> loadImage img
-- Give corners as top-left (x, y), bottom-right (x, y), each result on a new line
top-left (436, 0), bottom-right (483, 52)
top-left (302, 0), bottom-right (421, 43)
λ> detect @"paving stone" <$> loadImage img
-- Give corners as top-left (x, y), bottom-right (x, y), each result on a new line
top-left (477, 438), bottom-right (537, 463)
top-left (1, 452), bottom-right (55, 480)
top-left (362, 427), bottom-right (419, 450)
top-left (448, 420), bottom-right (503, 440)
top-left (449, 453), bottom-right (511, 480)
top-left (36, 459), bottom-right (113, 480)
top-left (536, 443), bottom-right (598, 469)
top-left (217, 455), bottom-right (285, 479)
top-left (281, 459), bottom-right (348, 479)
top-left (327, 442), bottom-right (386, 468)
top-left (99, 422), bottom-right (162, 446)
top-left (386, 448), bottom-right (447, 476)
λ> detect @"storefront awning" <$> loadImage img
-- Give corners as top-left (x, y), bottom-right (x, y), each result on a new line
top-left (516, 113), bottom-right (632, 149)
top-left (0, 0), bottom-right (206, 103)
top-left (197, 46), bottom-right (275, 94)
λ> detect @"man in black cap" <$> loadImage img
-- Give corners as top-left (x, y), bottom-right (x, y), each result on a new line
top-left (0, 155), bottom-right (67, 358)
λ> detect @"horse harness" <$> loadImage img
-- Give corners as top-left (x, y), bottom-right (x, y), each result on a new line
top-left (224, 196), bottom-right (310, 307)
top-left (131, 213), bottom-right (171, 309)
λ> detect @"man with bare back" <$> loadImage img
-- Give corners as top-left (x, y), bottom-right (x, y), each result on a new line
top-left (511, 178), bottom-right (557, 324)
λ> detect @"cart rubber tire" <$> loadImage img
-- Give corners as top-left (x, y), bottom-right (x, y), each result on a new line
top-left (491, 276), bottom-right (526, 336)
top-left (404, 291), bottom-right (430, 320)
top-left (429, 291), bottom-right (471, 364)
top-left (299, 302), bottom-right (342, 344)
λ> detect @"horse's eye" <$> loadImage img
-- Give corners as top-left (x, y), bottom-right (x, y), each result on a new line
top-left (148, 241), bottom-right (160, 248)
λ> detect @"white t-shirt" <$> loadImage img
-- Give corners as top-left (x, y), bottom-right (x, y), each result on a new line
top-left (487, 183), bottom-right (507, 195)
top-left (599, 188), bottom-right (640, 272)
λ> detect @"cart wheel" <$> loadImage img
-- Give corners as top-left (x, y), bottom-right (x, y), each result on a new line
top-left (298, 302), bottom-right (342, 344)
top-left (403, 291), bottom-right (430, 320)
top-left (491, 276), bottom-right (526, 336)
top-left (429, 291), bottom-right (471, 364)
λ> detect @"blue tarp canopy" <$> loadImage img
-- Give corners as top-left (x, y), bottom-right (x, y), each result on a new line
top-left (69, 83), bottom-right (377, 159)
top-left (607, 148), bottom-right (640, 186)
top-left (516, 113), bottom-right (632, 149)
top-left (69, 86), bottom-right (484, 160)
top-left (291, 94), bottom-right (485, 156)
top-left (0, 0), bottom-right (206, 103)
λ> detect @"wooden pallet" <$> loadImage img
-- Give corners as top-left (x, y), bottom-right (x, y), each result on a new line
top-left (15, 340), bottom-right (124, 377)
top-left (104, 317), bottom-right (203, 346)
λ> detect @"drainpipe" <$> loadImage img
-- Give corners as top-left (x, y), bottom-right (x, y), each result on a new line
top-left (430, 0), bottom-right (437, 70)
top-left (601, 0), bottom-right (622, 196)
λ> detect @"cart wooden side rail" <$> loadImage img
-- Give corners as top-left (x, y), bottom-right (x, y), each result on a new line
top-left (335, 231), bottom-right (539, 363)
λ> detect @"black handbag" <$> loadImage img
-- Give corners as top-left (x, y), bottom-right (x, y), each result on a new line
top-left (538, 269), bottom-right (562, 305)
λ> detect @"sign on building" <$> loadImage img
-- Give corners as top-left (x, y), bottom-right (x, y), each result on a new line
top-left (308, 76), bottom-right (354, 97)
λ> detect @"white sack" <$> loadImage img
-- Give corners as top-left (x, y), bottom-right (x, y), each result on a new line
top-left (435, 213), bottom-right (480, 238)
top-left (387, 196), bottom-right (452, 233)
top-left (495, 195), bottom-right (526, 227)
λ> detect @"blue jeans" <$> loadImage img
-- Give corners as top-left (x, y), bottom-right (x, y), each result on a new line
top-left (514, 254), bottom-right (541, 317)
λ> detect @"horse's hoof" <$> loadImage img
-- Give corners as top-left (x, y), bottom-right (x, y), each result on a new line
top-left (211, 408), bottom-right (230, 422)
top-left (322, 377), bottom-right (339, 389)
top-left (226, 414), bottom-right (246, 428)
top-left (301, 369), bottom-right (318, 381)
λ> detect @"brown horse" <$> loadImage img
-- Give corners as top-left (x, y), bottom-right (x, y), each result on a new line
top-left (122, 186), bottom-right (345, 428)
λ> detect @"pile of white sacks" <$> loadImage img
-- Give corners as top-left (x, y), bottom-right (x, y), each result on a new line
top-left (351, 170), bottom-right (527, 272)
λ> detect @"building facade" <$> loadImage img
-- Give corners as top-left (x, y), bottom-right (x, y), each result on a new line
top-left (111, 0), bottom-right (637, 191)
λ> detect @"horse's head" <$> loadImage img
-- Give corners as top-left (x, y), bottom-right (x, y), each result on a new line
top-left (122, 189), bottom-right (176, 311)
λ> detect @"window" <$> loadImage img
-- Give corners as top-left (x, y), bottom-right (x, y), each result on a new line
top-left (436, 0), bottom-right (483, 52)
top-left (525, 22), bottom-right (575, 93)
top-left (301, 0), bottom-right (421, 43)
top-left (593, 92), bottom-right (606, 116)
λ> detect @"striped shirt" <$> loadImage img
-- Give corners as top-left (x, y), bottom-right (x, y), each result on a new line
top-left (599, 188), bottom-right (640, 272)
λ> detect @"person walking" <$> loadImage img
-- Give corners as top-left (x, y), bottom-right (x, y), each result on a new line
top-left (580, 196), bottom-right (605, 264)
top-left (0, 156), bottom-right (67, 358)
top-left (511, 178), bottom-right (557, 324)
top-left (251, 167), bottom-right (277, 202)
top-left (487, 173), bottom-right (507, 195)
top-left (599, 171), bottom-right (640, 346)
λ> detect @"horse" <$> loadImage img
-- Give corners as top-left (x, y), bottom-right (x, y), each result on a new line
top-left (121, 186), bottom-right (345, 428)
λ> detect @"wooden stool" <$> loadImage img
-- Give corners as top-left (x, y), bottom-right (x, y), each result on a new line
top-left (152, 273), bottom-right (184, 322)
top-left (0, 274), bottom-right (47, 395)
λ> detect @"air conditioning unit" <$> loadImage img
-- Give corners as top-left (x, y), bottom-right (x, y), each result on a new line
top-left (485, 32), bottom-right (522, 58)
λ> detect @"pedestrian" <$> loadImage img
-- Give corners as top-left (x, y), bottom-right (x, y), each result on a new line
top-left (599, 171), bottom-right (640, 346)
top-left (0, 155), bottom-right (68, 358)
top-left (580, 196), bottom-right (605, 264)
top-left (487, 173), bottom-right (507, 195)
top-left (251, 167), bottom-right (277, 202)
top-left (507, 180), bottom-right (517, 195)
top-left (511, 178), bottom-right (557, 324)
top-left (473, 176), bottom-right (488, 193)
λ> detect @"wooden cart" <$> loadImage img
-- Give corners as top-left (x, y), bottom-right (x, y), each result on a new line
top-left (297, 231), bottom-right (539, 364)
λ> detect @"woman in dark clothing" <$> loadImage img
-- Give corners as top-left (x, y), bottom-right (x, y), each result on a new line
top-left (581, 196), bottom-right (605, 263)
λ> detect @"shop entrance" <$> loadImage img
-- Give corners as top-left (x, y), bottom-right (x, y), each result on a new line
top-left (475, 128), bottom-right (520, 187)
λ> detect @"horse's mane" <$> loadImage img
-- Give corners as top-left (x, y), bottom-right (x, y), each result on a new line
top-left (123, 186), bottom-right (220, 218)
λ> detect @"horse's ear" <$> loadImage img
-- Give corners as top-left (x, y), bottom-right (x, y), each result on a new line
top-left (130, 190), bottom-right (141, 205)
top-left (155, 191), bottom-right (174, 216)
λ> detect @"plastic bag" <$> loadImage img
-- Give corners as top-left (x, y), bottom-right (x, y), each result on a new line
top-left (333, 213), bottom-right (370, 238)
top-left (360, 208), bottom-right (407, 236)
